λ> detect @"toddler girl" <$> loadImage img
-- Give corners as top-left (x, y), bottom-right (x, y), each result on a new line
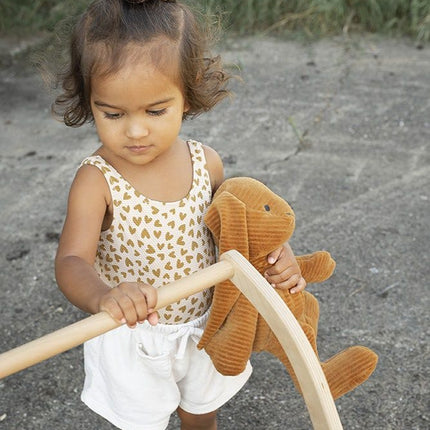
top-left (54, 0), bottom-right (306, 428)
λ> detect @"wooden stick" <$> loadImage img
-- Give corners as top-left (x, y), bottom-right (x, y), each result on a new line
top-left (0, 250), bottom-right (342, 429)
top-left (221, 251), bottom-right (343, 430)
top-left (0, 260), bottom-right (234, 379)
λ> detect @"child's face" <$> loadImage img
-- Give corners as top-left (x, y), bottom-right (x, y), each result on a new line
top-left (90, 57), bottom-right (188, 168)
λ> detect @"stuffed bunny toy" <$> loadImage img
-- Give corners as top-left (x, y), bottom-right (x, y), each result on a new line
top-left (198, 177), bottom-right (378, 399)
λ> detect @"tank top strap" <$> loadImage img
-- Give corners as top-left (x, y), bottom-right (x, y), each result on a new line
top-left (80, 155), bottom-right (137, 203)
top-left (187, 140), bottom-right (212, 198)
top-left (80, 155), bottom-right (112, 172)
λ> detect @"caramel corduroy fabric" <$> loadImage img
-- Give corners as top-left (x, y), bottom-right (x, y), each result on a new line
top-left (197, 177), bottom-right (378, 400)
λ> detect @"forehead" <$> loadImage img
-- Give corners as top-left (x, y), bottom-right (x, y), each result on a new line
top-left (88, 38), bottom-right (181, 84)
top-left (90, 60), bottom-right (183, 108)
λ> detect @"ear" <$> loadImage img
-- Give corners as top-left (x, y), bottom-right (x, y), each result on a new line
top-left (204, 191), bottom-right (249, 259)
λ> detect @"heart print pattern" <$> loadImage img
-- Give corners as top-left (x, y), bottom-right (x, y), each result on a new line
top-left (80, 140), bottom-right (216, 324)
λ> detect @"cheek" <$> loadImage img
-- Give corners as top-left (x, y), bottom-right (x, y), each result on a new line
top-left (158, 113), bottom-right (183, 136)
top-left (93, 118), bottom-right (119, 142)
top-left (92, 110), bottom-right (105, 127)
top-left (92, 116), bottom-right (105, 136)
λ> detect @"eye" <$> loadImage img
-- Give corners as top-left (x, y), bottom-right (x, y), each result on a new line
top-left (103, 112), bottom-right (123, 120)
top-left (147, 108), bottom-right (167, 117)
top-left (264, 205), bottom-right (270, 211)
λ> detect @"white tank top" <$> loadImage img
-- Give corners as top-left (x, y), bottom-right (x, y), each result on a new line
top-left (80, 140), bottom-right (216, 324)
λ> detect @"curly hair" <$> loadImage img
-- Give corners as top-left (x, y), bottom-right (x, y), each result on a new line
top-left (53, 0), bottom-right (233, 126)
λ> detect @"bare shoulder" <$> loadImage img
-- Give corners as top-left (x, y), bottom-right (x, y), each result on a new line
top-left (57, 163), bottom-right (112, 262)
top-left (202, 144), bottom-right (224, 192)
top-left (70, 163), bottom-right (111, 205)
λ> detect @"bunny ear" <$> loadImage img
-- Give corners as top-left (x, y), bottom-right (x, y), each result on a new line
top-left (200, 191), bottom-right (250, 350)
top-left (204, 191), bottom-right (249, 259)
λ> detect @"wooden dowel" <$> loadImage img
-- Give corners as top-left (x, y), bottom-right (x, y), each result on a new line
top-left (0, 260), bottom-right (234, 379)
top-left (221, 251), bottom-right (343, 430)
top-left (0, 250), bottom-right (342, 429)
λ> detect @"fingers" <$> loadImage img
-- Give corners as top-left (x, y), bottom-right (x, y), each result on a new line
top-left (290, 277), bottom-right (307, 294)
top-left (265, 244), bottom-right (307, 293)
top-left (99, 295), bottom-right (127, 324)
top-left (265, 260), bottom-right (307, 293)
top-left (267, 246), bottom-right (283, 265)
top-left (265, 262), bottom-right (298, 285)
top-left (141, 283), bottom-right (158, 313)
top-left (147, 311), bottom-right (160, 326)
top-left (265, 270), bottom-right (307, 293)
top-left (99, 283), bottom-right (158, 328)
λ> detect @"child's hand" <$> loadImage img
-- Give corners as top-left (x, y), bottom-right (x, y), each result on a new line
top-left (99, 282), bottom-right (159, 328)
top-left (264, 244), bottom-right (306, 294)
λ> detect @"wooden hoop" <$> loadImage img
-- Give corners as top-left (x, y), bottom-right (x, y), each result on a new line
top-left (0, 250), bottom-right (342, 429)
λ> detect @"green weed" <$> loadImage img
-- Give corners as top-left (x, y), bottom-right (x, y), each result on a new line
top-left (0, 0), bottom-right (428, 43)
top-left (192, 0), bottom-right (430, 42)
top-left (0, 0), bottom-right (89, 34)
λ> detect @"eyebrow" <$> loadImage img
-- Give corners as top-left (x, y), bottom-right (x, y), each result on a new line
top-left (93, 98), bottom-right (175, 110)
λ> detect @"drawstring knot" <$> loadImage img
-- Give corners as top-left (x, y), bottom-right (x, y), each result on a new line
top-left (167, 326), bottom-right (203, 359)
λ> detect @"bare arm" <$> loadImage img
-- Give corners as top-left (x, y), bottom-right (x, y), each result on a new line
top-left (55, 165), bottom-right (111, 314)
top-left (55, 165), bottom-right (158, 326)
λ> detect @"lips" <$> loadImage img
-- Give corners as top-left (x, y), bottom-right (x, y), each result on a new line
top-left (126, 145), bottom-right (151, 154)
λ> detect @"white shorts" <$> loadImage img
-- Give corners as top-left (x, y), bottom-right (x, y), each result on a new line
top-left (81, 311), bottom-right (252, 430)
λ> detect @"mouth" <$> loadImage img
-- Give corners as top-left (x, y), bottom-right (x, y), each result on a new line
top-left (126, 145), bottom-right (151, 154)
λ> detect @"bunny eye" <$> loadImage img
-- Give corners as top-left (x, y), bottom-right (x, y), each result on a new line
top-left (264, 205), bottom-right (271, 211)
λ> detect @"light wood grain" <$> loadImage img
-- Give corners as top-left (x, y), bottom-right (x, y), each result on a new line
top-left (0, 260), bottom-right (234, 379)
top-left (221, 251), bottom-right (342, 430)
top-left (0, 250), bottom-right (342, 429)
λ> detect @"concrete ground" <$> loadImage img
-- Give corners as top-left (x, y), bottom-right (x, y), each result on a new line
top-left (0, 33), bottom-right (428, 429)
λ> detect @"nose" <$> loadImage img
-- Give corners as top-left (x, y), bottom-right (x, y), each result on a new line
top-left (126, 118), bottom-right (149, 140)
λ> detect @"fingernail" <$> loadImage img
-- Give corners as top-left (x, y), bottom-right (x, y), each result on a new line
top-left (120, 318), bottom-right (126, 324)
top-left (268, 257), bottom-right (275, 264)
top-left (271, 283), bottom-right (276, 288)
